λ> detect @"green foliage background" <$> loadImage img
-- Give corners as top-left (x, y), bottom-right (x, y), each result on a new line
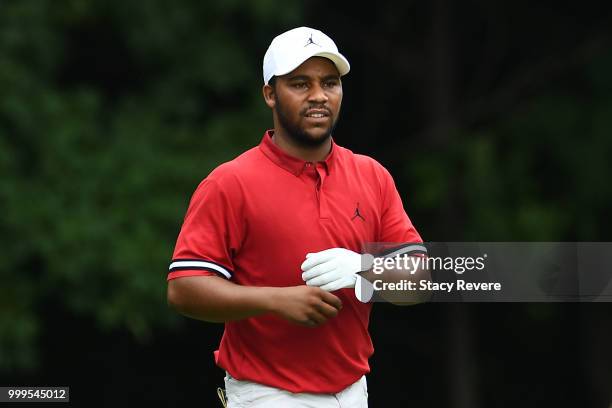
top-left (0, 0), bottom-right (302, 370)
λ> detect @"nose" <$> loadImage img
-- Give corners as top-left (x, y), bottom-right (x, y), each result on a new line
top-left (307, 83), bottom-right (329, 103)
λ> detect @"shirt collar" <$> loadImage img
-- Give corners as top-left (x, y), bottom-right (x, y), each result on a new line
top-left (259, 130), bottom-right (336, 176)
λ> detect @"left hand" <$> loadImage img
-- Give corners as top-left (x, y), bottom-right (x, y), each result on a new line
top-left (301, 248), bottom-right (366, 292)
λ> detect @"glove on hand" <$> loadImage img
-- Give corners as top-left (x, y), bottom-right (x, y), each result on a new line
top-left (301, 248), bottom-right (371, 292)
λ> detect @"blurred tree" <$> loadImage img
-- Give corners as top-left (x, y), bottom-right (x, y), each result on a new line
top-left (309, 1), bottom-right (612, 241)
top-left (0, 0), bottom-right (302, 371)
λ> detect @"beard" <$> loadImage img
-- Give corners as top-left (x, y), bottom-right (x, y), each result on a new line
top-left (275, 96), bottom-right (339, 148)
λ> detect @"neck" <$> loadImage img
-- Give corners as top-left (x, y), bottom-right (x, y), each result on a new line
top-left (271, 129), bottom-right (332, 162)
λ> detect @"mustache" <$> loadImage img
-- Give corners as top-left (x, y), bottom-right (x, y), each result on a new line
top-left (301, 105), bottom-right (332, 116)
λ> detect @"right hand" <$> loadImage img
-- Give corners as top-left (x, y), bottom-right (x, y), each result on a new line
top-left (268, 286), bottom-right (343, 327)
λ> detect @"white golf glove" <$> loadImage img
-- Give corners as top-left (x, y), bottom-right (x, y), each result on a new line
top-left (301, 248), bottom-right (372, 292)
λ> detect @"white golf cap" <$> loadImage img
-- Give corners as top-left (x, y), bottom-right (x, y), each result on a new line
top-left (263, 26), bottom-right (350, 85)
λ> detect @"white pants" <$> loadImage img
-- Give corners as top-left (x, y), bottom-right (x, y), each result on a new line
top-left (224, 373), bottom-right (368, 408)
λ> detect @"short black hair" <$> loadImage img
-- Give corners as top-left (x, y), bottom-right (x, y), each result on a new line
top-left (268, 76), bottom-right (277, 88)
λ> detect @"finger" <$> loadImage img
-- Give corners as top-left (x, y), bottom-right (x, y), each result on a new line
top-left (319, 291), bottom-right (343, 310)
top-left (297, 318), bottom-right (318, 328)
top-left (300, 249), bottom-right (339, 271)
top-left (314, 300), bottom-right (340, 319)
top-left (301, 262), bottom-right (335, 281)
top-left (320, 277), bottom-right (352, 292)
top-left (320, 279), bottom-right (344, 292)
top-left (306, 270), bottom-right (340, 287)
top-left (304, 310), bottom-right (327, 326)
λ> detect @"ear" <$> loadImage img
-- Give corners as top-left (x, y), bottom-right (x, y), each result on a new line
top-left (262, 84), bottom-right (276, 109)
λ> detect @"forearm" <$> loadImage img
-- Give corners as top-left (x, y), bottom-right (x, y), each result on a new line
top-left (360, 263), bottom-right (432, 305)
top-left (167, 276), bottom-right (277, 322)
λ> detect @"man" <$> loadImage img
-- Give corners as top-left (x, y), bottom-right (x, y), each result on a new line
top-left (167, 27), bottom-right (424, 407)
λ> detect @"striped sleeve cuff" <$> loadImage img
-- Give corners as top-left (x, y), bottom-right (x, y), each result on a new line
top-left (378, 243), bottom-right (428, 258)
top-left (168, 259), bottom-right (232, 279)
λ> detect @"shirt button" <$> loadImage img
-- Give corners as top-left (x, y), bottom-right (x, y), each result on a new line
top-left (306, 163), bottom-right (312, 167)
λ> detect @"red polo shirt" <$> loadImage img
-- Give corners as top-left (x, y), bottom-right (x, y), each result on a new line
top-left (169, 130), bottom-right (422, 393)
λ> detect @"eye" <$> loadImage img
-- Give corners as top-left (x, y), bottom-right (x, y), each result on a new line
top-left (292, 82), bottom-right (307, 89)
top-left (323, 80), bottom-right (340, 88)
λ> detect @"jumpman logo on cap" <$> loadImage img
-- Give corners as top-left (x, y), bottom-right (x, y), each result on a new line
top-left (304, 33), bottom-right (320, 47)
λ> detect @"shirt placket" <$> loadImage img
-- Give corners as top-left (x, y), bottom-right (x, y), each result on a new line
top-left (315, 162), bottom-right (329, 220)
top-left (303, 162), bottom-right (329, 220)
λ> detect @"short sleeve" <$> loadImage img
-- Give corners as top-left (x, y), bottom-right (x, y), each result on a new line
top-left (378, 166), bottom-right (422, 244)
top-left (168, 175), bottom-right (244, 281)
